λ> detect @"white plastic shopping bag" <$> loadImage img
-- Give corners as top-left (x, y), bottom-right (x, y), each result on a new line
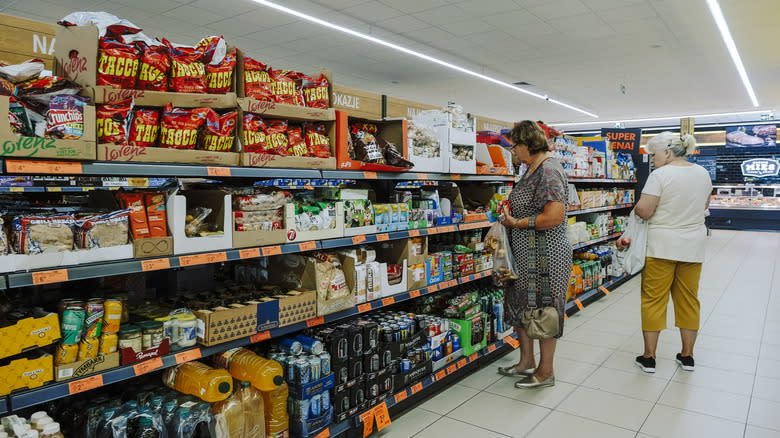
top-left (616, 210), bottom-right (648, 275)
top-left (484, 222), bottom-right (518, 281)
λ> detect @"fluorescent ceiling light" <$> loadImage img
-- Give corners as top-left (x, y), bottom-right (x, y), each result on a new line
top-left (554, 109), bottom-right (771, 127)
top-left (249, 0), bottom-right (598, 118)
top-left (706, 0), bottom-right (759, 107)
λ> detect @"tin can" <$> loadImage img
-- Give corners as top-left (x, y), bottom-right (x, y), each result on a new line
top-left (414, 348), bottom-right (423, 363)
top-left (55, 343), bottom-right (78, 365)
top-left (294, 398), bottom-right (310, 419)
top-left (102, 299), bottom-right (122, 333)
top-left (422, 345), bottom-right (431, 361)
top-left (296, 358), bottom-right (311, 384)
top-left (84, 299), bottom-right (104, 339)
top-left (321, 390), bottom-right (330, 412)
top-left (309, 357), bottom-right (321, 381)
top-left (432, 345), bottom-right (442, 361)
top-left (280, 339), bottom-right (303, 356)
top-left (426, 322), bottom-right (437, 338)
top-left (77, 337), bottom-right (99, 360)
top-left (400, 358), bottom-right (411, 373)
top-left (391, 324), bottom-right (401, 342)
top-left (399, 321), bottom-right (409, 341)
top-left (283, 356), bottom-right (297, 383)
top-left (370, 353), bottom-right (380, 373)
top-left (368, 381), bottom-right (379, 398)
top-left (319, 352), bottom-right (331, 376)
top-left (444, 340), bottom-right (453, 356)
top-left (99, 333), bottom-right (118, 355)
top-left (382, 350), bottom-right (392, 368)
top-left (451, 334), bottom-right (460, 351)
top-left (310, 394), bottom-right (322, 417)
top-left (382, 325), bottom-right (393, 343)
top-left (339, 365), bottom-right (349, 385)
top-left (295, 335), bottom-right (324, 355)
top-left (61, 306), bottom-right (86, 345)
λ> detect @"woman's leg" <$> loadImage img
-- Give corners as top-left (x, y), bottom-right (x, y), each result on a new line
top-left (515, 325), bottom-right (536, 370)
top-left (642, 331), bottom-right (660, 358)
top-left (641, 257), bottom-right (676, 357)
top-left (670, 262), bottom-right (703, 357)
top-left (534, 338), bottom-right (557, 381)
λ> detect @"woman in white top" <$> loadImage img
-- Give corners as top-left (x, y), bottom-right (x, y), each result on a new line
top-left (623, 132), bottom-right (712, 373)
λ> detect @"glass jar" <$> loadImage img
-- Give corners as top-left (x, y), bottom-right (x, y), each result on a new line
top-left (118, 324), bottom-right (142, 353)
top-left (155, 316), bottom-right (174, 345)
top-left (175, 314), bottom-right (198, 348)
top-left (140, 320), bottom-right (164, 349)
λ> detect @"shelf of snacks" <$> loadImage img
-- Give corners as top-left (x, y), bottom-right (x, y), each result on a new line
top-left (335, 112), bottom-right (413, 173)
top-left (566, 273), bottom-right (629, 316)
top-left (569, 178), bottom-right (637, 184)
top-left (567, 203), bottom-right (633, 216)
top-left (553, 136), bottom-right (637, 181)
top-left (571, 232), bottom-right (623, 251)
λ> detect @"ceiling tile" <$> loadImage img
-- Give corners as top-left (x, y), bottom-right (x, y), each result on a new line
top-left (109, 0), bottom-right (191, 15)
top-left (162, 5), bottom-right (231, 26)
top-left (0, 0), bottom-right (20, 12)
top-left (414, 6), bottom-right (470, 26)
top-left (342, 0), bottom-right (404, 22)
top-left (457, 0), bottom-right (523, 17)
top-left (442, 18), bottom-right (497, 37)
top-left (377, 0), bottom-right (450, 14)
top-left (309, 0), bottom-right (370, 11)
top-left (428, 36), bottom-right (479, 52)
top-left (465, 29), bottom-right (515, 46)
top-left (402, 27), bottom-right (456, 43)
top-left (188, 0), bottom-right (258, 16)
top-left (483, 8), bottom-right (544, 27)
top-left (548, 13), bottom-right (613, 37)
top-left (595, 3), bottom-right (659, 22)
top-left (581, 0), bottom-right (647, 11)
top-left (11, 0), bottom-right (74, 21)
top-left (502, 20), bottom-right (559, 39)
top-left (527, 0), bottom-right (590, 20)
top-left (377, 14), bottom-right (430, 33)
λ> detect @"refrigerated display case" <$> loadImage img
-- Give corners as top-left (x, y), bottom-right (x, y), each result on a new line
top-left (708, 185), bottom-right (780, 231)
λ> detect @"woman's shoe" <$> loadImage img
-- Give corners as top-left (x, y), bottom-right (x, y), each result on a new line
top-left (498, 365), bottom-right (536, 377)
top-left (514, 375), bottom-right (555, 389)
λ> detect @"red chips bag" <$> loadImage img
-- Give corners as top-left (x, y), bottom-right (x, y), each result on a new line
top-left (129, 108), bottom-right (160, 147)
top-left (96, 98), bottom-right (132, 144)
top-left (201, 110), bottom-right (237, 152)
top-left (270, 69), bottom-right (303, 106)
top-left (168, 47), bottom-right (207, 93)
top-left (206, 49), bottom-right (236, 94)
top-left (265, 119), bottom-right (289, 156)
top-left (242, 113), bottom-right (267, 153)
top-left (197, 36), bottom-right (226, 65)
top-left (136, 45), bottom-right (170, 91)
top-left (243, 57), bottom-right (273, 101)
top-left (98, 38), bottom-right (140, 89)
top-left (302, 74), bottom-right (330, 109)
top-left (305, 123), bottom-right (331, 158)
top-left (287, 126), bottom-right (311, 157)
top-left (159, 103), bottom-right (218, 149)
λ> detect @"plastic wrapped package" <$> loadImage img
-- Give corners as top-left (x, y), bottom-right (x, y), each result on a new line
top-left (238, 381), bottom-right (266, 438)
top-left (184, 207), bottom-right (212, 237)
top-left (75, 209), bottom-right (130, 249)
top-left (483, 222), bottom-right (518, 281)
top-left (213, 391), bottom-right (244, 438)
top-left (12, 215), bottom-right (75, 254)
top-left (232, 191), bottom-right (289, 211)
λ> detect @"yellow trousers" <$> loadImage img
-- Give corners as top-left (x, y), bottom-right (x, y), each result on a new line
top-left (641, 257), bottom-right (702, 331)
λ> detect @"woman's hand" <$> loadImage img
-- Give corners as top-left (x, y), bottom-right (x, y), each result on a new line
top-left (499, 204), bottom-right (514, 228)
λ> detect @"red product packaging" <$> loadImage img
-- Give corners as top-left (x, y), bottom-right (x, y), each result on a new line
top-left (286, 125), bottom-right (310, 157)
top-left (145, 192), bottom-right (168, 238)
top-left (302, 74), bottom-right (330, 109)
top-left (136, 44), bottom-right (170, 91)
top-left (159, 103), bottom-right (218, 149)
top-left (129, 108), bottom-right (160, 147)
top-left (270, 69), bottom-right (304, 106)
top-left (197, 36), bottom-right (225, 65)
top-left (206, 49), bottom-right (236, 94)
top-left (243, 57), bottom-right (273, 101)
top-left (116, 193), bottom-right (150, 239)
top-left (96, 98), bottom-right (133, 144)
top-left (265, 119), bottom-right (289, 156)
top-left (304, 123), bottom-right (331, 158)
top-left (168, 46), bottom-right (207, 93)
top-left (98, 37), bottom-right (140, 89)
top-left (242, 113), bottom-right (268, 153)
top-left (201, 110), bottom-right (237, 152)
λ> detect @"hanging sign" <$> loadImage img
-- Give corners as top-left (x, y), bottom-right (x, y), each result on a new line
top-left (600, 128), bottom-right (642, 154)
top-left (741, 158), bottom-right (780, 178)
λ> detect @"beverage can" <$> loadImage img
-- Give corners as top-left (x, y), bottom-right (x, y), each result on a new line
top-left (77, 337), bottom-right (99, 361)
top-left (61, 306), bottom-right (85, 345)
top-left (295, 335), bottom-right (324, 355)
top-left (432, 345), bottom-right (442, 361)
top-left (295, 398), bottom-right (310, 419)
top-left (310, 394), bottom-right (322, 417)
top-left (321, 390), bottom-right (330, 412)
top-left (84, 299), bottom-right (104, 339)
top-left (401, 358), bottom-right (411, 373)
top-left (382, 349), bottom-right (392, 368)
top-left (99, 332), bottom-right (118, 355)
top-left (309, 357), bottom-right (321, 381)
top-left (370, 353), bottom-right (380, 372)
top-left (280, 339), bottom-right (303, 356)
top-left (399, 321), bottom-right (409, 340)
top-left (451, 334), bottom-right (460, 351)
top-left (55, 343), bottom-right (78, 365)
top-left (283, 356), bottom-right (297, 383)
top-left (319, 352), bottom-right (331, 376)
top-left (296, 358), bottom-right (311, 384)
top-left (421, 344), bottom-right (431, 361)
top-left (102, 299), bottom-right (122, 333)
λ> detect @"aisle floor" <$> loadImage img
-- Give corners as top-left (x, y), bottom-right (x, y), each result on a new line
top-left (375, 230), bottom-right (780, 438)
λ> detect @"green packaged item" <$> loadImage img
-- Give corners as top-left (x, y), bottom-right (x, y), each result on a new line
top-left (454, 244), bottom-right (473, 253)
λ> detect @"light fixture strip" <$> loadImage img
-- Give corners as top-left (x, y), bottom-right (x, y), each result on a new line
top-left (249, 0), bottom-right (598, 118)
top-left (554, 109), bottom-right (772, 127)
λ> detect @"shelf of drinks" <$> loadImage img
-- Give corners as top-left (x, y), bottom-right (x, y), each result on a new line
top-left (569, 178), bottom-right (637, 184)
top-left (5, 269), bottom-right (493, 413)
top-left (1, 221), bottom-right (493, 290)
top-left (565, 273), bottom-right (631, 317)
top-left (321, 170), bottom-right (514, 182)
top-left (566, 204), bottom-right (633, 216)
top-left (571, 232), bottom-right (623, 251)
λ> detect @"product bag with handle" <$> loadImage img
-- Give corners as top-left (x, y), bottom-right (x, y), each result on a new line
top-left (520, 216), bottom-right (559, 339)
top-left (484, 221), bottom-right (518, 282)
top-left (616, 210), bottom-right (648, 275)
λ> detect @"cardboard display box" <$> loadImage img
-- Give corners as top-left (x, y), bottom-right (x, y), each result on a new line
top-left (0, 355), bottom-right (53, 396)
top-left (288, 373), bottom-right (335, 400)
top-left (260, 289), bottom-right (317, 328)
top-left (291, 407), bottom-right (333, 438)
top-left (0, 314), bottom-right (60, 360)
top-left (167, 189), bottom-right (232, 254)
top-left (120, 338), bottom-right (170, 365)
top-left (332, 85), bottom-right (382, 120)
top-left (447, 128), bottom-right (477, 175)
top-left (450, 314), bottom-right (487, 356)
top-left (391, 359), bottom-right (432, 392)
top-left (335, 111), bottom-right (411, 172)
top-left (300, 256), bottom-right (356, 317)
top-left (0, 96), bottom-right (96, 160)
top-left (379, 260), bottom-right (408, 298)
top-left (195, 303), bottom-right (258, 346)
top-left (284, 202), bottom-right (344, 243)
top-left (380, 238), bottom-right (427, 291)
top-left (475, 144), bottom-right (512, 175)
top-left (231, 217), bottom-right (287, 249)
top-left (55, 352), bottom-right (119, 382)
top-left (97, 144), bottom-right (240, 166)
top-left (0, 13), bottom-right (57, 69)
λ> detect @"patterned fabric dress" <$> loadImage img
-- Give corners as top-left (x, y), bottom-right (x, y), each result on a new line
top-left (505, 158), bottom-right (571, 338)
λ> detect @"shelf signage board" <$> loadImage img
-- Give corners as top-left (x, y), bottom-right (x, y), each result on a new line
top-left (601, 128), bottom-right (641, 154)
top-left (741, 158), bottom-right (780, 178)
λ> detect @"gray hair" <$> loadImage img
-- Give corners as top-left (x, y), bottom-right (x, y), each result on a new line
top-left (646, 131), bottom-right (697, 157)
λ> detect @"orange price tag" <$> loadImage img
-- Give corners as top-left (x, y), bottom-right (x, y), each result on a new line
top-left (179, 252), bottom-right (227, 267)
top-left (32, 269), bottom-right (68, 285)
top-left (262, 245), bottom-right (282, 256)
top-left (409, 290), bottom-right (421, 299)
top-left (68, 374), bottom-right (103, 394)
top-left (488, 344), bottom-right (497, 353)
top-left (251, 331), bottom-right (271, 343)
top-left (358, 303), bottom-right (372, 313)
top-left (411, 382), bottom-right (423, 394)
top-left (299, 241), bottom-right (317, 251)
top-left (314, 428), bottom-right (330, 438)
top-left (206, 166), bottom-right (231, 177)
top-left (448, 280), bottom-right (458, 288)
top-left (435, 370), bottom-right (447, 381)
top-left (352, 235), bottom-right (366, 244)
top-left (7, 160), bottom-right (83, 174)
top-left (417, 173), bottom-right (429, 180)
top-left (451, 174), bottom-right (462, 180)
top-left (363, 171), bottom-right (378, 179)
top-left (359, 410), bottom-right (374, 437)
top-left (175, 348), bottom-right (202, 364)
top-left (564, 314), bottom-right (569, 320)
top-left (134, 357), bottom-right (163, 376)
top-left (575, 299), bottom-right (584, 311)
top-left (457, 358), bottom-right (467, 369)
top-left (307, 316), bottom-right (325, 328)
top-left (427, 284), bottom-right (438, 293)
top-left (239, 248), bottom-right (261, 259)
top-left (382, 297), bottom-right (395, 307)
top-left (468, 353), bottom-right (478, 362)
top-left (141, 258), bottom-right (170, 272)
top-left (373, 402), bottom-right (392, 431)
top-left (446, 364), bottom-right (457, 374)
top-left (408, 230), bottom-right (420, 237)
top-left (599, 286), bottom-right (610, 295)
top-left (394, 391), bottom-right (408, 404)
top-left (475, 272), bottom-right (483, 279)
top-left (376, 233), bottom-right (390, 241)
top-left (505, 336), bottom-right (520, 349)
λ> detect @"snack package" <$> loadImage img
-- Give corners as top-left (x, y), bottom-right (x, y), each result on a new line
top-left (304, 123), bottom-right (331, 158)
top-left (97, 37), bottom-right (139, 89)
top-left (269, 69), bottom-right (303, 105)
top-left (168, 46), bottom-right (207, 93)
top-left (117, 192), bottom-right (151, 239)
top-left (159, 103), bottom-right (218, 149)
top-left (302, 74), bottom-right (329, 109)
top-left (232, 190), bottom-right (289, 211)
top-left (12, 214), bottom-right (75, 254)
top-left (242, 113), bottom-right (267, 153)
top-left (136, 44), bottom-right (170, 91)
top-left (206, 49), bottom-right (236, 94)
top-left (286, 125), bottom-right (310, 157)
top-left (96, 98), bottom-right (132, 144)
top-left (243, 57), bottom-right (273, 101)
top-left (197, 35), bottom-right (227, 66)
top-left (0, 77), bottom-right (14, 96)
top-left (46, 95), bottom-right (88, 139)
top-left (145, 193), bottom-right (168, 238)
top-left (0, 218), bottom-right (7, 255)
top-left (308, 252), bottom-right (350, 301)
top-left (233, 209), bottom-right (283, 231)
top-left (129, 108), bottom-right (160, 147)
top-left (376, 135), bottom-right (413, 168)
top-left (76, 209), bottom-right (130, 249)
top-left (8, 99), bottom-right (35, 136)
top-left (201, 110), bottom-right (237, 152)
top-left (264, 119), bottom-right (289, 156)
top-left (185, 206), bottom-right (212, 237)
top-left (0, 58), bottom-right (45, 83)
top-left (349, 123), bottom-right (384, 164)
top-left (16, 76), bottom-right (82, 115)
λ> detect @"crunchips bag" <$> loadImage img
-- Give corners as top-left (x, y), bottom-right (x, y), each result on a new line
top-left (242, 113), bottom-right (267, 153)
top-left (129, 108), bottom-right (160, 147)
top-left (265, 119), bottom-right (289, 156)
top-left (96, 98), bottom-right (132, 144)
top-left (206, 49), bottom-right (235, 94)
top-left (98, 37), bottom-right (139, 89)
top-left (46, 95), bottom-right (88, 139)
top-left (302, 74), bottom-right (329, 109)
top-left (304, 123), bottom-right (331, 158)
top-left (136, 44), bottom-right (170, 91)
top-left (243, 57), bottom-right (273, 101)
top-left (168, 46), bottom-right (207, 93)
top-left (159, 103), bottom-right (218, 149)
top-left (201, 110), bottom-right (237, 152)
top-left (286, 125), bottom-right (311, 157)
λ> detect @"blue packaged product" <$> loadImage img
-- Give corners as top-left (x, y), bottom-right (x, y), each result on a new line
top-left (320, 352), bottom-right (331, 376)
top-left (451, 334), bottom-right (460, 351)
top-left (280, 338), bottom-right (303, 356)
top-left (295, 358), bottom-right (311, 384)
top-left (321, 390), bottom-right (330, 412)
top-left (295, 334), bottom-right (324, 355)
top-left (310, 394), bottom-right (322, 417)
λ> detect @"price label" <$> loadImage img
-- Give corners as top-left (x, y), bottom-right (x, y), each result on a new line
top-left (446, 364), bottom-right (457, 374)
top-left (574, 299), bottom-right (584, 311)
top-left (251, 331), bottom-right (271, 343)
top-left (443, 226), bottom-right (456, 233)
top-left (428, 284), bottom-right (439, 293)
top-left (373, 402), bottom-right (392, 431)
top-left (382, 297), bottom-right (395, 307)
top-left (411, 382), bottom-right (423, 394)
top-left (352, 235), bottom-right (366, 244)
top-left (599, 286), bottom-right (610, 295)
top-left (475, 272), bottom-right (484, 279)
top-left (299, 241), bottom-right (317, 251)
top-left (451, 174), bottom-right (462, 180)
top-left (359, 411), bottom-right (374, 437)
top-left (505, 336), bottom-right (520, 349)
top-left (417, 173), bottom-right (429, 180)
top-left (262, 246), bottom-right (282, 256)
top-left (468, 353), bottom-right (478, 362)
top-left (32, 269), bottom-right (68, 285)
top-left (409, 290), bottom-right (421, 299)
top-left (68, 374), bottom-right (103, 394)
top-left (394, 391), bottom-right (408, 404)
top-left (134, 357), bottom-right (163, 376)
top-left (376, 233), bottom-right (389, 241)
top-left (141, 258), bottom-right (171, 272)
top-left (206, 166), bottom-right (231, 177)
top-left (363, 171), bottom-right (378, 179)
top-left (457, 358), bottom-right (467, 369)
top-left (408, 230), bottom-right (420, 237)
top-left (435, 370), bottom-right (446, 381)
top-left (564, 314), bottom-right (569, 320)
top-left (307, 316), bottom-right (325, 328)
top-left (314, 428), bottom-right (330, 438)
top-left (448, 280), bottom-right (458, 288)
top-left (9, 187), bottom-right (24, 192)
top-left (175, 348), bottom-right (202, 364)
top-left (239, 248), bottom-right (261, 259)
top-left (358, 303), bottom-right (372, 313)
top-left (7, 160), bottom-right (83, 174)
top-left (179, 252), bottom-right (227, 267)
top-left (488, 344), bottom-right (497, 353)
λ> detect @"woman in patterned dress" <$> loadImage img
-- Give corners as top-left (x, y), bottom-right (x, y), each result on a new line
top-left (497, 121), bottom-right (571, 389)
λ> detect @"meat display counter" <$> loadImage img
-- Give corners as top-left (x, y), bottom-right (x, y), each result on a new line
top-left (708, 185), bottom-right (780, 231)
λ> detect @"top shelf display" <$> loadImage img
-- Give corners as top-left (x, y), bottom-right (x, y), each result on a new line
top-left (569, 178), bottom-right (637, 184)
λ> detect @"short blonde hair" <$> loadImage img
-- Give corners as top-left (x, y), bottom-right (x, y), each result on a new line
top-left (507, 121), bottom-right (548, 154)
top-left (646, 131), bottom-right (697, 157)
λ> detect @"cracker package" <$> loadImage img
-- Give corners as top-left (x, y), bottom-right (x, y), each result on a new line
top-left (145, 193), bottom-right (168, 238)
top-left (117, 193), bottom-right (150, 239)
top-left (76, 210), bottom-right (130, 249)
top-left (12, 215), bottom-right (75, 254)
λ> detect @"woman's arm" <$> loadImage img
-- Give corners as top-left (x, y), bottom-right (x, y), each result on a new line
top-left (634, 193), bottom-right (659, 220)
top-left (500, 201), bottom-right (565, 230)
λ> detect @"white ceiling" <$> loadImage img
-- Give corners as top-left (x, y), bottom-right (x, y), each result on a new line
top-left (2, 0), bottom-right (778, 129)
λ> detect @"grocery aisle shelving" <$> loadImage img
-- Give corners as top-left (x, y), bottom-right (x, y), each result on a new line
top-left (568, 178), bottom-right (636, 184)
top-left (571, 232), bottom-right (623, 251)
top-left (567, 204), bottom-right (633, 216)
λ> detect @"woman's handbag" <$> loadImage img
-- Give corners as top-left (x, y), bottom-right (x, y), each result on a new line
top-left (520, 216), bottom-right (560, 339)
top-left (616, 210), bottom-right (648, 275)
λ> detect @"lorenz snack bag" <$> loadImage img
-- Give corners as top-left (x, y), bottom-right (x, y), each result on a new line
top-left (201, 110), bottom-right (237, 152)
top-left (159, 103), bottom-right (218, 150)
top-left (98, 38), bottom-right (140, 89)
top-left (286, 125), bottom-right (310, 157)
top-left (136, 44), bottom-right (170, 91)
top-left (206, 49), bottom-right (236, 94)
top-left (269, 69), bottom-right (304, 106)
top-left (264, 119), bottom-right (289, 156)
top-left (145, 193), bottom-right (168, 238)
top-left (96, 98), bottom-right (132, 144)
top-left (129, 108), bottom-right (160, 147)
top-left (243, 57), bottom-right (273, 101)
top-left (302, 74), bottom-right (329, 109)
top-left (117, 192), bottom-right (150, 239)
top-left (46, 95), bottom-right (88, 139)
top-left (305, 123), bottom-right (331, 158)
top-left (167, 45), bottom-right (207, 93)
top-left (242, 113), bottom-right (267, 153)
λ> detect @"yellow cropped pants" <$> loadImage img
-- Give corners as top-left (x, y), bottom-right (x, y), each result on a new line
top-left (641, 257), bottom-right (702, 332)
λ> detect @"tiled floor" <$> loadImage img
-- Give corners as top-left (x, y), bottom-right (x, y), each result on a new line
top-left (374, 230), bottom-right (780, 438)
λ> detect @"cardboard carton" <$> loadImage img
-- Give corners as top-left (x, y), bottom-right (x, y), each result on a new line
top-left (0, 355), bottom-right (53, 396)
top-left (120, 338), bottom-right (170, 365)
top-left (97, 144), bottom-right (240, 166)
top-left (284, 202), bottom-right (344, 243)
top-left (231, 217), bottom-right (286, 248)
top-left (0, 313), bottom-right (60, 360)
top-left (447, 128), bottom-right (477, 174)
top-left (273, 289), bottom-right (317, 327)
top-left (55, 352), bottom-right (119, 382)
top-left (335, 111), bottom-right (411, 172)
top-left (332, 85), bottom-right (382, 120)
top-left (195, 303), bottom-right (258, 346)
top-left (167, 189), bottom-right (232, 254)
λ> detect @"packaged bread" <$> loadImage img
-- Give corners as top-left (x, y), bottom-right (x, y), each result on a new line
top-left (12, 214), bottom-right (75, 254)
top-left (76, 209), bottom-right (130, 249)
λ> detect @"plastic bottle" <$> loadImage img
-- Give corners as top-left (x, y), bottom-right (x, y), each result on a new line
top-left (96, 408), bottom-right (116, 438)
top-left (40, 423), bottom-right (63, 438)
top-left (163, 361), bottom-right (234, 403)
top-left (174, 407), bottom-right (195, 438)
top-left (162, 402), bottom-right (178, 438)
top-left (212, 390), bottom-right (244, 438)
top-left (193, 403), bottom-right (216, 438)
top-left (261, 383), bottom-right (289, 438)
top-left (134, 416), bottom-right (159, 438)
top-left (214, 348), bottom-right (284, 392)
top-left (238, 381), bottom-right (266, 438)
top-left (150, 396), bottom-right (164, 415)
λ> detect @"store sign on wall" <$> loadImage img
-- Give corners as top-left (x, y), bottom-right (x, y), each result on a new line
top-left (741, 158), bottom-right (780, 178)
top-left (601, 128), bottom-right (642, 153)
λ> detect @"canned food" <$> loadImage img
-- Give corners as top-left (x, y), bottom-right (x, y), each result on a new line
top-left (310, 394), bottom-right (321, 417)
top-left (84, 299), bottom-right (104, 339)
top-left (309, 357), bottom-right (321, 381)
top-left (400, 358), bottom-right (411, 373)
top-left (319, 352), bottom-right (331, 376)
top-left (61, 306), bottom-right (86, 345)
top-left (283, 356), bottom-right (297, 383)
top-left (99, 333), bottom-right (118, 355)
top-left (77, 337), bottom-right (99, 360)
top-left (295, 335), bottom-right (324, 355)
top-left (280, 339), bottom-right (303, 356)
top-left (321, 390), bottom-right (330, 412)
top-left (451, 334), bottom-right (460, 351)
top-left (55, 343), bottom-right (78, 365)
top-left (295, 358), bottom-right (311, 384)
top-left (294, 398), bottom-right (310, 420)
top-left (102, 299), bottom-right (122, 333)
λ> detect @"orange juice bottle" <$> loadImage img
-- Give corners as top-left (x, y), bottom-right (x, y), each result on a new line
top-left (238, 381), bottom-right (266, 438)
top-left (212, 389), bottom-right (244, 438)
top-left (261, 382), bottom-right (289, 438)
top-left (163, 360), bottom-right (233, 403)
top-left (214, 348), bottom-right (284, 392)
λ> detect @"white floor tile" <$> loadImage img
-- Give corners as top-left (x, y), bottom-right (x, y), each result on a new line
top-left (640, 404), bottom-right (746, 438)
top-left (760, 343), bottom-right (780, 361)
top-left (757, 356), bottom-right (780, 379)
top-left (690, 346), bottom-right (758, 374)
top-left (696, 334), bottom-right (761, 357)
top-left (554, 339), bottom-right (614, 365)
top-left (753, 375), bottom-right (780, 403)
top-left (417, 383), bottom-right (479, 415)
top-left (485, 375), bottom-right (577, 409)
top-left (671, 364), bottom-right (755, 396)
top-left (563, 327), bottom-right (632, 349)
top-left (551, 357), bottom-right (599, 384)
top-left (526, 411), bottom-right (635, 438)
top-left (745, 425), bottom-right (780, 438)
top-left (447, 391), bottom-right (550, 438)
top-left (658, 381), bottom-right (751, 423)
top-left (373, 407), bottom-right (441, 438)
top-left (748, 397), bottom-right (780, 432)
top-left (602, 350), bottom-right (678, 380)
top-left (580, 317), bottom-right (640, 336)
top-left (456, 363), bottom-right (505, 390)
top-left (582, 367), bottom-right (669, 402)
top-left (557, 386), bottom-right (654, 431)
top-left (413, 416), bottom-right (509, 438)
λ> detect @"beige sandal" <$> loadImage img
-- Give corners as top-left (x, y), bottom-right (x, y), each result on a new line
top-left (514, 375), bottom-right (555, 389)
top-left (497, 365), bottom-right (536, 377)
